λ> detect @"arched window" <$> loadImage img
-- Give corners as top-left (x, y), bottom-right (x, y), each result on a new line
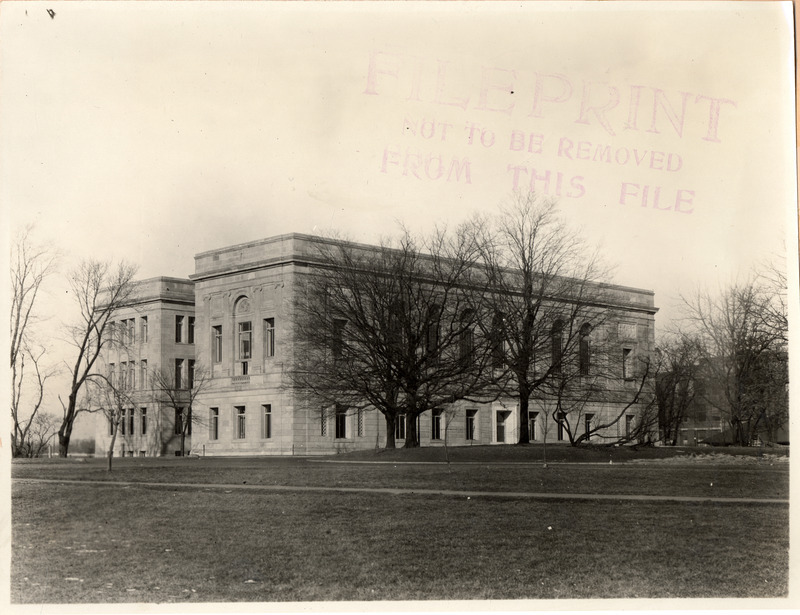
top-left (579, 323), bottom-right (592, 376)
top-left (551, 320), bottom-right (564, 373)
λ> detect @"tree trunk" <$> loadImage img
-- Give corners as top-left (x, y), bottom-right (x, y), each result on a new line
top-left (107, 425), bottom-right (118, 472)
top-left (384, 414), bottom-right (396, 449)
top-left (180, 431), bottom-right (186, 457)
top-left (58, 432), bottom-right (71, 458)
top-left (518, 388), bottom-right (530, 444)
top-left (58, 391), bottom-right (78, 457)
top-left (404, 412), bottom-right (419, 448)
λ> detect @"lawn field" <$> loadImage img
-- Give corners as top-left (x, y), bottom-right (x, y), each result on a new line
top-left (11, 447), bottom-right (790, 603)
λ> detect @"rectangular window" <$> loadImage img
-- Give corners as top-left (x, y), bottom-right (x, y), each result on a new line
top-left (335, 406), bottom-right (347, 439)
top-left (332, 319), bottom-right (346, 359)
top-left (262, 404), bottom-right (272, 439)
top-left (239, 321), bottom-right (251, 374)
top-left (188, 317), bottom-right (195, 344)
top-left (320, 409), bottom-right (327, 437)
top-left (557, 412), bottom-right (566, 441)
top-left (626, 414), bottom-right (634, 438)
top-left (174, 408), bottom-right (183, 435)
top-left (213, 326), bottom-right (223, 363)
top-left (141, 316), bottom-right (148, 343)
top-left (175, 359), bottom-right (184, 389)
top-left (140, 408), bottom-right (147, 436)
top-left (129, 361), bottom-right (136, 390)
top-left (108, 415), bottom-right (115, 436)
top-left (584, 413), bottom-right (594, 441)
top-left (188, 359), bottom-right (195, 390)
top-left (120, 362), bottom-right (127, 390)
top-left (128, 408), bottom-right (135, 436)
top-left (175, 315), bottom-right (184, 343)
top-left (236, 406), bottom-right (246, 439)
top-left (496, 411), bottom-right (506, 443)
top-left (622, 348), bottom-right (633, 380)
top-left (128, 319), bottom-right (135, 345)
top-left (121, 408), bottom-right (127, 436)
top-left (465, 409), bottom-right (477, 441)
top-left (210, 408), bottom-right (219, 440)
top-left (357, 408), bottom-right (364, 437)
top-left (140, 360), bottom-right (147, 387)
top-left (264, 318), bottom-right (275, 358)
top-left (109, 363), bottom-right (115, 387)
top-left (530, 412), bottom-right (538, 441)
top-left (395, 414), bottom-right (406, 440)
top-left (431, 409), bottom-right (442, 440)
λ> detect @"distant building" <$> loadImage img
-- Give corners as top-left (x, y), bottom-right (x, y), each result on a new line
top-left (94, 277), bottom-right (196, 457)
top-left (97, 234), bottom-right (659, 456)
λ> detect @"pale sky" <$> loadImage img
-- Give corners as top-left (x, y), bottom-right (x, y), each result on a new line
top-left (1, 2), bottom-right (796, 435)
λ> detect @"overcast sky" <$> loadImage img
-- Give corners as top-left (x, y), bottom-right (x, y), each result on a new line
top-left (1, 2), bottom-right (796, 434)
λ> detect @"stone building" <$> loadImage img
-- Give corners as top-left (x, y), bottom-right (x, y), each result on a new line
top-left (96, 234), bottom-right (658, 456)
top-left (94, 277), bottom-right (196, 457)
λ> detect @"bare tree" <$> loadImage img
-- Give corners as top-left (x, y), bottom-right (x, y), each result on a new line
top-left (474, 192), bottom-right (652, 445)
top-left (655, 335), bottom-right (702, 445)
top-left (293, 226), bottom-right (493, 448)
top-left (85, 376), bottom-right (136, 472)
top-left (10, 226), bottom-right (58, 457)
top-left (150, 361), bottom-right (210, 456)
top-left (681, 273), bottom-right (788, 446)
top-left (58, 260), bottom-right (138, 456)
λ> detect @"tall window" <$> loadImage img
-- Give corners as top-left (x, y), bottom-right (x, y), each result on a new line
top-left (425, 305), bottom-right (441, 358)
top-left (557, 412), bottom-right (566, 441)
top-left (129, 361), bottom-right (136, 390)
top-left (431, 409), bottom-right (442, 440)
top-left (262, 404), bottom-right (272, 439)
top-left (175, 359), bottom-right (184, 389)
top-left (332, 319), bottom-right (346, 359)
top-left (238, 321), bottom-right (252, 374)
top-left (622, 348), bottom-right (633, 380)
top-left (210, 408), bottom-right (219, 440)
top-left (121, 409), bottom-right (127, 435)
top-left (395, 414), bottom-right (406, 440)
top-left (108, 415), bottom-right (115, 436)
top-left (335, 406), bottom-right (347, 439)
top-left (120, 362), bottom-right (127, 389)
top-left (128, 319), bottom-right (135, 344)
top-left (320, 409), bottom-right (327, 437)
top-left (579, 323), bottom-right (591, 376)
top-left (128, 408), bottom-right (135, 436)
top-left (626, 414), bottom-right (634, 438)
top-left (175, 315), bottom-right (184, 343)
top-left (491, 312), bottom-right (506, 369)
top-left (188, 360), bottom-right (195, 390)
top-left (465, 409), bottom-right (477, 441)
top-left (236, 406), bottom-right (246, 439)
top-left (529, 412), bottom-right (538, 441)
top-left (212, 326), bottom-right (222, 363)
top-left (174, 408), bottom-right (183, 435)
top-left (551, 320), bottom-right (564, 374)
top-left (264, 318), bottom-right (275, 358)
top-left (109, 363), bottom-right (115, 387)
top-left (140, 408), bottom-right (147, 436)
top-left (140, 360), bottom-right (147, 387)
top-left (141, 316), bottom-right (148, 343)
top-left (357, 408), bottom-right (364, 437)
top-left (458, 310), bottom-right (474, 367)
top-left (584, 413), bottom-right (594, 441)
top-left (188, 317), bottom-right (195, 344)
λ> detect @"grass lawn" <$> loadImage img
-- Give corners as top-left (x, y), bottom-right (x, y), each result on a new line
top-left (12, 480), bottom-right (788, 602)
top-left (11, 448), bottom-right (790, 603)
top-left (12, 447), bottom-right (789, 501)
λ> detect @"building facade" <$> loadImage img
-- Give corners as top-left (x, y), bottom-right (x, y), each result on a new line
top-left (96, 234), bottom-right (658, 456)
top-left (94, 277), bottom-right (196, 457)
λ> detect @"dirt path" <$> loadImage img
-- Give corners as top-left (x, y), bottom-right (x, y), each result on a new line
top-left (14, 477), bottom-right (788, 505)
